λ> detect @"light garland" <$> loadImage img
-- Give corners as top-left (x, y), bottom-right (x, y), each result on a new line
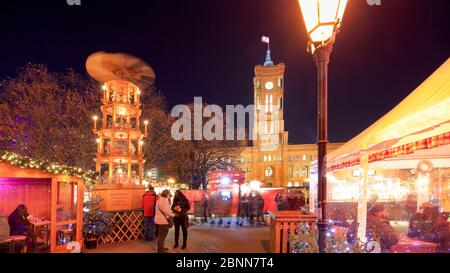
top-left (0, 151), bottom-right (96, 185)
top-left (149, 181), bottom-right (190, 190)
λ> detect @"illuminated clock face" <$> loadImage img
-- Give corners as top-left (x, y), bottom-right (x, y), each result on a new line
top-left (265, 81), bottom-right (274, 90)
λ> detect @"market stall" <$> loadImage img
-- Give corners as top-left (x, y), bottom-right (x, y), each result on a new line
top-left (0, 152), bottom-right (89, 252)
top-left (311, 58), bottom-right (450, 252)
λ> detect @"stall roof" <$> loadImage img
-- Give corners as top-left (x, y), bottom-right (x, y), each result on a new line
top-left (326, 58), bottom-right (450, 166)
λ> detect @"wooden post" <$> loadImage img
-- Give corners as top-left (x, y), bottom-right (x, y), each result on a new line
top-left (108, 160), bottom-right (113, 183)
top-left (50, 178), bottom-right (57, 252)
top-left (127, 161), bottom-right (132, 184)
top-left (139, 160), bottom-right (143, 184)
top-left (357, 153), bottom-right (369, 244)
top-left (76, 179), bottom-right (84, 249)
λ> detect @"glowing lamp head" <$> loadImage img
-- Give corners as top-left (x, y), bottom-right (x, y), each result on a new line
top-left (139, 140), bottom-right (144, 146)
top-left (102, 84), bottom-right (107, 91)
top-left (93, 115), bottom-right (98, 121)
top-left (136, 89), bottom-right (141, 95)
top-left (118, 107), bottom-right (127, 116)
top-left (168, 178), bottom-right (175, 184)
top-left (221, 177), bottom-right (230, 185)
top-left (117, 168), bottom-right (123, 175)
top-left (298, 0), bottom-right (348, 44)
top-left (144, 120), bottom-right (149, 125)
top-left (96, 138), bottom-right (101, 143)
top-left (147, 171), bottom-right (152, 176)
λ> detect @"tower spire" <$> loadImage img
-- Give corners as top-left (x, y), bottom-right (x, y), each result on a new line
top-left (264, 44), bottom-right (273, 66)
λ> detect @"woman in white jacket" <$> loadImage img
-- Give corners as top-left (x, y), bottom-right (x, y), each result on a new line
top-left (155, 189), bottom-right (175, 253)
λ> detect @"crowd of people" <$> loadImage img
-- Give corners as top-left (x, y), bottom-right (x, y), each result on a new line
top-left (238, 192), bottom-right (265, 225)
top-left (275, 190), bottom-right (307, 211)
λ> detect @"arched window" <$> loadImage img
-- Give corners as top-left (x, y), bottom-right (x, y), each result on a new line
top-left (302, 165), bottom-right (309, 178)
top-left (265, 167), bottom-right (273, 178)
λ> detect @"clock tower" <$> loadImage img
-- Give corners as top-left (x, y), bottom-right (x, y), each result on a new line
top-left (250, 48), bottom-right (288, 187)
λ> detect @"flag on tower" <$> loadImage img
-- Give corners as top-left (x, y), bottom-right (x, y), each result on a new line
top-left (261, 36), bottom-right (270, 44)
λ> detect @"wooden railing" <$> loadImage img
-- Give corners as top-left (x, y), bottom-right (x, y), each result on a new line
top-left (268, 210), bottom-right (317, 253)
top-left (98, 209), bottom-right (144, 244)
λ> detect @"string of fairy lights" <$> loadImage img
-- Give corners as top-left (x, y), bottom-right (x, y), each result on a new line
top-left (0, 151), bottom-right (96, 185)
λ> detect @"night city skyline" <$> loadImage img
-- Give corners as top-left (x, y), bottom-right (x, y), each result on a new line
top-left (1, 0), bottom-right (449, 144)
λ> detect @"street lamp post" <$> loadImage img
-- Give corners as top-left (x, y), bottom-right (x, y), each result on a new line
top-left (298, 0), bottom-right (348, 253)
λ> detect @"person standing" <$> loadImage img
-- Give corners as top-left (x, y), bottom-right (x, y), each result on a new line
top-left (155, 190), bottom-right (175, 253)
top-left (256, 193), bottom-right (265, 224)
top-left (298, 191), bottom-right (306, 208)
top-left (248, 192), bottom-right (259, 225)
top-left (141, 185), bottom-right (158, 241)
top-left (172, 190), bottom-right (191, 249)
top-left (240, 194), bottom-right (249, 219)
top-left (202, 194), bottom-right (209, 223)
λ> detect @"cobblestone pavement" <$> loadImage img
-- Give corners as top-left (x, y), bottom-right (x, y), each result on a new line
top-left (86, 218), bottom-right (270, 253)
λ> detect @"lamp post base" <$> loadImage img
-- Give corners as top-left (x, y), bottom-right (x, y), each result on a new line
top-left (317, 219), bottom-right (329, 253)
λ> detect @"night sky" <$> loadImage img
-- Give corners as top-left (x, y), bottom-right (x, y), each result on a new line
top-left (1, 0), bottom-right (449, 144)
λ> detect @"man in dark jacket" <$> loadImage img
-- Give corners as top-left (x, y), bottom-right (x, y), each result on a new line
top-left (366, 203), bottom-right (399, 252)
top-left (141, 186), bottom-right (158, 241)
top-left (408, 202), bottom-right (450, 253)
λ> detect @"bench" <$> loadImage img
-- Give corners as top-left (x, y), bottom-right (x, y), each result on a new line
top-left (0, 235), bottom-right (27, 253)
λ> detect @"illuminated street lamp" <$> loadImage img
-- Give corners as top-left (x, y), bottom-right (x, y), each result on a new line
top-left (298, 0), bottom-right (348, 253)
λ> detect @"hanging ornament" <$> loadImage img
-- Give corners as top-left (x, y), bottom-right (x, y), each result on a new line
top-left (417, 160), bottom-right (433, 175)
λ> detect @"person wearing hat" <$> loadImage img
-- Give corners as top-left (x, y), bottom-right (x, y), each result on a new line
top-left (408, 202), bottom-right (450, 253)
top-left (366, 203), bottom-right (399, 252)
top-left (155, 189), bottom-right (175, 253)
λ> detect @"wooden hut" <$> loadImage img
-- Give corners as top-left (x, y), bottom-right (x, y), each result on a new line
top-left (0, 158), bottom-right (85, 252)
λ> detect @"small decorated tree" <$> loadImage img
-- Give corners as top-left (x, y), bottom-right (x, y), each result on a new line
top-left (82, 196), bottom-right (114, 249)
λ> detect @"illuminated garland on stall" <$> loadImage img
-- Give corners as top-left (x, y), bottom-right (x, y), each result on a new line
top-left (149, 181), bottom-right (190, 190)
top-left (0, 151), bottom-right (96, 185)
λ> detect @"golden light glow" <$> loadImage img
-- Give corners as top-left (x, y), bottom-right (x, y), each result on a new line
top-left (139, 140), bottom-right (144, 145)
top-left (298, 0), bottom-right (348, 43)
top-left (96, 138), bottom-right (101, 143)
top-left (118, 107), bottom-right (127, 116)
top-left (102, 84), bottom-right (107, 91)
top-left (93, 115), bottom-right (98, 121)
top-left (144, 120), bottom-right (149, 125)
top-left (168, 178), bottom-right (175, 183)
top-left (136, 89), bottom-right (141, 95)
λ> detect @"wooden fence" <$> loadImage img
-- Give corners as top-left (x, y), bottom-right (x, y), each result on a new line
top-left (98, 209), bottom-right (144, 244)
top-left (268, 210), bottom-right (317, 253)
